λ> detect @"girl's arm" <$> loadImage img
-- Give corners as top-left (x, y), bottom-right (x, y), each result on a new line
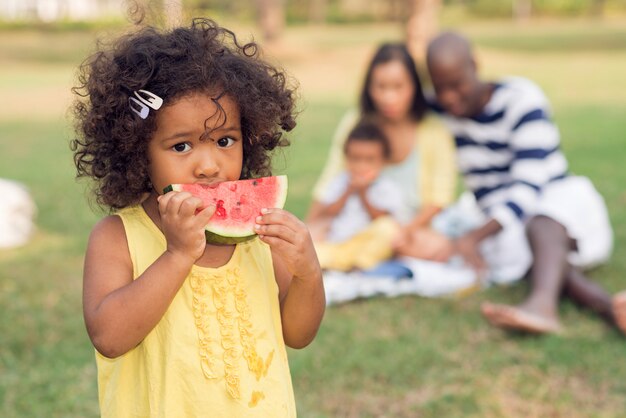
top-left (307, 173), bottom-right (354, 223)
top-left (256, 209), bottom-right (325, 349)
top-left (314, 187), bottom-right (352, 218)
top-left (355, 187), bottom-right (390, 220)
top-left (83, 192), bottom-right (214, 358)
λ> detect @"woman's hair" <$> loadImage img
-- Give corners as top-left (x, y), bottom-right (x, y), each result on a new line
top-left (343, 119), bottom-right (391, 159)
top-left (71, 18), bottom-right (297, 210)
top-left (358, 43), bottom-right (427, 121)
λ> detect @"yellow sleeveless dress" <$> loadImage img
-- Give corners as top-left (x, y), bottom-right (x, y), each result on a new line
top-left (96, 205), bottom-right (296, 417)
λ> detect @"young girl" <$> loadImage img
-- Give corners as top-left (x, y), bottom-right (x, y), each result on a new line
top-left (71, 18), bottom-right (325, 417)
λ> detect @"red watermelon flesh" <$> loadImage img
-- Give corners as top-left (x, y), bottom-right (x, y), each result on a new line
top-left (164, 175), bottom-right (288, 244)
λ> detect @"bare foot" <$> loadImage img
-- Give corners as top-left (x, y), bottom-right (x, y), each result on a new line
top-left (612, 291), bottom-right (626, 335)
top-left (481, 302), bottom-right (562, 334)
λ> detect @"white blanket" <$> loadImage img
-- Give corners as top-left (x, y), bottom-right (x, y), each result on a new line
top-left (323, 257), bottom-right (480, 306)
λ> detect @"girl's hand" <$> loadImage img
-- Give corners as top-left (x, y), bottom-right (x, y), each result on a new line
top-left (157, 191), bottom-right (215, 264)
top-left (255, 208), bottom-right (321, 281)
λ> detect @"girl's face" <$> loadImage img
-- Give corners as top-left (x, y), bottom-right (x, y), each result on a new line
top-left (345, 140), bottom-right (386, 181)
top-left (368, 60), bottom-right (415, 122)
top-left (147, 92), bottom-right (243, 194)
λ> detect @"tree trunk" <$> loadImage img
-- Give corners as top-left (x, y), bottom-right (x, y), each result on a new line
top-left (513, 0), bottom-right (532, 22)
top-left (406, 0), bottom-right (441, 66)
top-left (309, 0), bottom-right (328, 24)
top-left (162, 0), bottom-right (183, 27)
top-left (256, 0), bottom-right (286, 41)
top-left (387, 0), bottom-right (408, 21)
top-left (590, 0), bottom-right (606, 17)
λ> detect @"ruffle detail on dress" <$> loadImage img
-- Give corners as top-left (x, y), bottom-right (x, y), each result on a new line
top-left (190, 271), bottom-right (217, 379)
top-left (215, 269), bottom-right (240, 399)
top-left (190, 266), bottom-right (273, 400)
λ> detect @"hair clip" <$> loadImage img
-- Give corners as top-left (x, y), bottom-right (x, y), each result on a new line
top-left (129, 89), bottom-right (163, 119)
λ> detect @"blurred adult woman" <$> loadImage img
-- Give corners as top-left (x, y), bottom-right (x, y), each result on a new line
top-left (307, 43), bottom-right (457, 262)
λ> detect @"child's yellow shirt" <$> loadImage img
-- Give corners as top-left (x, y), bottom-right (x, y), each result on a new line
top-left (96, 205), bottom-right (296, 417)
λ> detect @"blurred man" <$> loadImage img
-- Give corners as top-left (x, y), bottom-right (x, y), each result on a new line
top-left (426, 31), bottom-right (625, 334)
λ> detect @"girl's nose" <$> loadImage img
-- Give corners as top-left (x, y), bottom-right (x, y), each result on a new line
top-left (193, 151), bottom-right (219, 178)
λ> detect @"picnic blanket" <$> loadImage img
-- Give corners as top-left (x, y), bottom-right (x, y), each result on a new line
top-left (323, 257), bottom-right (481, 306)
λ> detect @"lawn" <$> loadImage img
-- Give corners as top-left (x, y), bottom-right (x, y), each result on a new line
top-left (1, 17), bottom-right (626, 418)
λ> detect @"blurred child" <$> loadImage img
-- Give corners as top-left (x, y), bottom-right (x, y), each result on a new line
top-left (71, 18), bottom-right (324, 417)
top-left (309, 120), bottom-right (403, 271)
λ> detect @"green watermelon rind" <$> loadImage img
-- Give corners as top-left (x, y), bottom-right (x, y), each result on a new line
top-left (204, 230), bottom-right (256, 245)
top-left (162, 176), bottom-right (288, 244)
top-left (163, 184), bottom-right (179, 193)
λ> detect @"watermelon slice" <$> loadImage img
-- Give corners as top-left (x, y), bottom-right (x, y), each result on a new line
top-left (163, 175), bottom-right (288, 244)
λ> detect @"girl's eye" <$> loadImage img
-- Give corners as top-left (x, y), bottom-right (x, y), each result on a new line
top-left (216, 137), bottom-right (235, 148)
top-left (172, 143), bottom-right (191, 153)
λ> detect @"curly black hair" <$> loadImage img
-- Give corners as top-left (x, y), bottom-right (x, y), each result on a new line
top-left (71, 18), bottom-right (297, 210)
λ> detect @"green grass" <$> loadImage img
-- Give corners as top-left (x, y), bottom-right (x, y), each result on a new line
top-left (2, 18), bottom-right (626, 418)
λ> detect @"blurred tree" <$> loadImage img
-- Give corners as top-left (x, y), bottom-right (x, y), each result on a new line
top-left (389, 0), bottom-right (410, 21)
top-left (513, 0), bottom-right (532, 20)
top-left (164, 0), bottom-right (182, 26)
top-left (406, 0), bottom-right (441, 65)
top-left (309, 0), bottom-right (328, 23)
top-left (256, 0), bottom-right (286, 40)
top-left (590, 0), bottom-right (606, 16)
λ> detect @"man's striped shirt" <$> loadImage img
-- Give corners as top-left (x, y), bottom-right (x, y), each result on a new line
top-left (432, 77), bottom-right (569, 230)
